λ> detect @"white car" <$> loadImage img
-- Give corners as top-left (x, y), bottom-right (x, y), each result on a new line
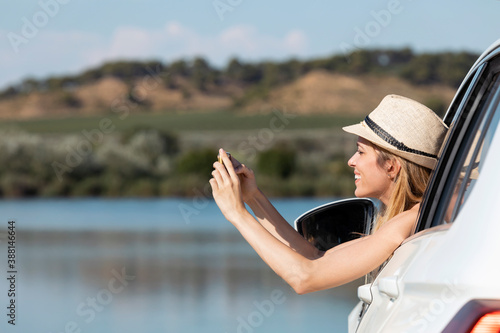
top-left (296, 39), bottom-right (500, 332)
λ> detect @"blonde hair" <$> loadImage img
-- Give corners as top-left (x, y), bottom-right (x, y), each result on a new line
top-left (372, 145), bottom-right (432, 232)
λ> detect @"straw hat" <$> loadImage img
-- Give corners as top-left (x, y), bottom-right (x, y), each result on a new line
top-left (342, 94), bottom-right (448, 169)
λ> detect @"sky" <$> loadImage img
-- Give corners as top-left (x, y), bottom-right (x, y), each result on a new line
top-left (0, 0), bottom-right (499, 89)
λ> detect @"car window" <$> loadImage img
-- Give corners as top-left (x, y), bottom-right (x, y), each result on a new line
top-left (443, 66), bottom-right (481, 126)
top-left (443, 73), bottom-right (500, 223)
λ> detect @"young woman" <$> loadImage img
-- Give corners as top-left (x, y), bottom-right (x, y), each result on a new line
top-left (209, 95), bottom-right (448, 294)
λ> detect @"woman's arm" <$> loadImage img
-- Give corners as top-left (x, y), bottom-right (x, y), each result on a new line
top-left (231, 156), bottom-right (320, 259)
top-left (245, 189), bottom-right (321, 259)
top-left (210, 149), bottom-right (416, 294)
top-left (228, 208), bottom-right (413, 294)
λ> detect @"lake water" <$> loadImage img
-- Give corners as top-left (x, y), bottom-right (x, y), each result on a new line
top-left (0, 198), bottom-right (361, 333)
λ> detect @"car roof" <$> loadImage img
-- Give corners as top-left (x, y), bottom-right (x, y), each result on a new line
top-left (467, 38), bottom-right (500, 76)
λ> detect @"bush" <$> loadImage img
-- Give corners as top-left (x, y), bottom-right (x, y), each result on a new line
top-left (424, 97), bottom-right (448, 117)
top-left (40, 179), bottom-right (73, 197)
top-left (122, 127), bottom-right (178, 155)
top-left (256, 146), bottom-right (296, 179)
top-left (0, 173), bottom-right (40, 197)
top-left (95, 140), bottom-right (150, 178)
top-left (124, 178), bottom-right (158, 197)
top-left (158, 175), bottom-right (211, 197)
top-left (0, 127), bottom-right (360, 198)
top-left (100, 174), bottom-right (122, 197)
top-left (71, 177), bottom-right (104, 197)
top-left (175, 148), bottom-right (216, 177)
top-left (59, 92), bottom-right (82, 108)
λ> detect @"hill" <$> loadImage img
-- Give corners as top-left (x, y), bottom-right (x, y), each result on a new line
top-left (244, 70), bottom-right (456, 115)
top-left (0, 76), bottom-right (237, 119)
top-left (0, 71), bottom-right (457, 120)
top-left (0, 48), bottom-right (477, 119)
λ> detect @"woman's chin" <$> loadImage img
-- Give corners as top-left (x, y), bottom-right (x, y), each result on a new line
top-left (354, 189), bottom-right (368, 198)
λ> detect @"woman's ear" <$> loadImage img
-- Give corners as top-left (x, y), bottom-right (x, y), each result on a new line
top-left (387, 158), bottom-right (401, 181)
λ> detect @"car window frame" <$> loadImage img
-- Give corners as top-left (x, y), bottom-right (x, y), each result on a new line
top-left (415, 54), bottom-right (500, 233)
top-left (448, 74), bottom-right (500, 222)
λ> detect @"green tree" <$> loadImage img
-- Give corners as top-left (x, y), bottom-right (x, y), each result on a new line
top-left (424, 96), bottom-right (448, 117)
top-left (169, 59), bottom-right (189, 77)
top-left (257, 146), bottom-right (297, 179)
top-left (191, 57), bottom-right (216, 91)
top-left (226, 58), bottom-right (245, 81)
top-left (59, 92), bottom-right (82, 108)
top-left (20, 77), bottom-right (40, 93)
top-left (401, 54), bottom-right (440, 84)
top-left (436, 52), bottom-right (477, 87)
top-left (240, 63), bottom-right (264, 84)
top-left (348, 50), bottom-right (372, 74)
top-left (0, 86), bottom-right (19, 99)
top-left (122, 127), bottom-right (179, 159)
top-left (79, 68), bottom-right (102, 84)
top-left (176, 148), bottom-right (216, 177)
top-left (280, 58), bottom-right (305, 80)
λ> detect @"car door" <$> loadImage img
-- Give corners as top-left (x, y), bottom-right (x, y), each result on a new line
top-left (350, 41), bottom-right (500, 333)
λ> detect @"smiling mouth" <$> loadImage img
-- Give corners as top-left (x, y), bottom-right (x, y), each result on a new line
top-left (354, 175), bottom-right (361, 181)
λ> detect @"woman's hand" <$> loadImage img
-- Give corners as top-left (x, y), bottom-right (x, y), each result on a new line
top-left (210, 149), bottom-right (247, 224)
top-left (229, 155), bottom-right (259, 203)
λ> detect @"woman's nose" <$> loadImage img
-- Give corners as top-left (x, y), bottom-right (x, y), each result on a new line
top-left (347, 153), bottom-right (356, 167)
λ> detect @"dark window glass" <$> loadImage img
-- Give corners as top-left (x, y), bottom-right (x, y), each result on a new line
top-left (443, 73), bottom-right (500, 223)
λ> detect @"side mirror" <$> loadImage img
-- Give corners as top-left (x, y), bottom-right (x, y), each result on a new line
top-left (294, 198), bottom-right (375, 251)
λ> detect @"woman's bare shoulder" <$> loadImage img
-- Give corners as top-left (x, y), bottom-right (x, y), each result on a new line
top-left (376, 203), bottom-right (420, 244)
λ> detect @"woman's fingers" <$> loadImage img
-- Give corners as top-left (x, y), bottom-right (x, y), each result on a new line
top-left (209, 177), bottom-right (218, 191)
top-left (219, 148), bottom-right (238, 181)
top-left (235, 163), bottom-right (253, 177)
top-left (212, 160), bottom-right (231, 185)
top-left (211, 167), bottom-right (224, 187)
top-left (212, 149), bottom-right (244, 197)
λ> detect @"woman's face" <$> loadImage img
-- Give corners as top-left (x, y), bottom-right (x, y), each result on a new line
top-left (347, 137), bottom-right (394, 205)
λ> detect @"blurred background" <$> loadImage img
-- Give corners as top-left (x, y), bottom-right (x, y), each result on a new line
top-left (0, 0), bottom-right (499, 332)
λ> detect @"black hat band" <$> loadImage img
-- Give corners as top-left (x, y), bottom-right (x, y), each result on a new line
top-left (364, 116), bottom-right (437, 159)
